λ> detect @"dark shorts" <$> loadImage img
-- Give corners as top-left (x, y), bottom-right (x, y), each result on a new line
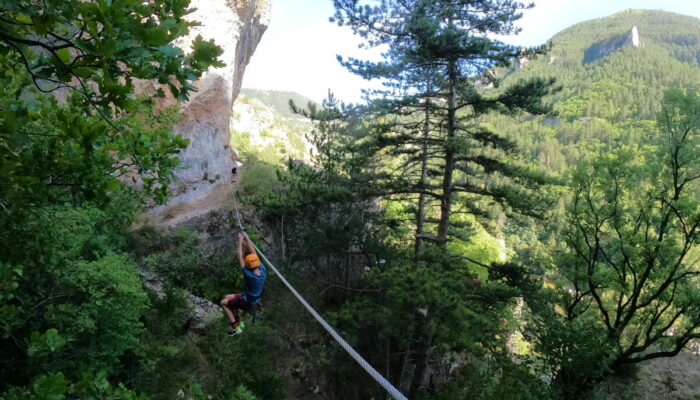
top-left (224, 293), bottom-right (252, 311)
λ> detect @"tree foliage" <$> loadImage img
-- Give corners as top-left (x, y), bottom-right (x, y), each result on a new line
top-left (255, 7), bottom-right (700, 400)
top-left (0, 0), bottom-right (224, 208)
top-left (0, 193), bottom-right (147, 389)
top-left (0, 1), bottom-right (275, 399)
top-left (521, 88), bottom-right (700, 398)
top-left (0, 370), bottom-right (147, 400)
top-left (333, 0), bottom-right (556, 247)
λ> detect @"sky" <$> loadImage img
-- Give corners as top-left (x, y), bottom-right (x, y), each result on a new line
top-left (241, 0), bottom-right (700, 104)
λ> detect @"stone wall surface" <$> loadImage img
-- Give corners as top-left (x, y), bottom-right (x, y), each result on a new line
top-left (151, 0), bottom-right (270, 212)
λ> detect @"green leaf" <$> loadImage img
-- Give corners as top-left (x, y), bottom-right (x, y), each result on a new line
top-left (28, 329), bottom-right (69, 357)
top-left (190, 35), bottom-right (226, 69)
top-left (156, 44), bottom-right (183, 58)
top-left (33, 373), bottom-right (69, 400)
top-left (56, 49), bottom-right (71, 64)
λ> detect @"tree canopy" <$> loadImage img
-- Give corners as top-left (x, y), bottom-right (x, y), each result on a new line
top-left (0, 0), bottom-right (224, 208)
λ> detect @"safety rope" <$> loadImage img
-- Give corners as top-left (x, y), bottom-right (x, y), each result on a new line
top-left (229, 185), bottom-right (407, 400)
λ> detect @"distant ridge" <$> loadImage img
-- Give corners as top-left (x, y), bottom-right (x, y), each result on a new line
top-left (230, 89), bottom-right (316, 162)
top-left (505, 9), bottom-right (700, 120)
top-left (548, 9), bottom-right (700, 66)
top-left (239, 88), bottom-right (318, 119)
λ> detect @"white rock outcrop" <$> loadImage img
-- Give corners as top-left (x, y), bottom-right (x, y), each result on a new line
top-left (151, 0), bottom-right (271, 212)
top-left (628, 26), bottom-right (641, 48)
top-left (514, 48), bottom-right (529, 71)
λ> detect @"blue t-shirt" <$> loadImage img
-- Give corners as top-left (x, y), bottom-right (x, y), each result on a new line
top-left (242, 264), bottom-right (266, 304)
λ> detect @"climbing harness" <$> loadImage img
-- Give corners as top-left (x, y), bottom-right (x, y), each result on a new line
top-left (229, 187), bottom-right (407, 400)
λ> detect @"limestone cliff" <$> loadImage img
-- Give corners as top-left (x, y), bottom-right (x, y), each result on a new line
top-left (151, 0), bottom-right (270, 212)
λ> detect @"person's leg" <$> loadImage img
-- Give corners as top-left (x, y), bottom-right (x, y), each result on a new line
top-left (228, 294), bottom-right (252, 325)
top-left (232, 306), bottom-right (240, 323)
top-left (220, 297), bottom-right (238, 325)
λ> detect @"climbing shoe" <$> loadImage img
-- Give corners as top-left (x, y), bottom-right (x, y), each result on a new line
top-left (227, 321), bottom-right (245, 336)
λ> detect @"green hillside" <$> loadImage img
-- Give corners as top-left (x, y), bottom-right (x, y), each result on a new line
top-left (510, 9), bottom-right (700, 121)
top-left (488, 10), bottom-right (700, 174)
top-left (240, 88), bottom-right (318, 119)
top-left (230, 89), bottom-right (317, 163)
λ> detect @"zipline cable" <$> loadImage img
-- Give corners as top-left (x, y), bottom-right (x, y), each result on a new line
top-left (251, 243), bottom-right (408, 400)
top-left (230, 186), bottom-right (244, 231)
top-left (229, 186), bottom-right (407, 400)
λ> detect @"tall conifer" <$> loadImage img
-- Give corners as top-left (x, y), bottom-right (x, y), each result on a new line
top-left (333, 1), bottom-right (556, 397)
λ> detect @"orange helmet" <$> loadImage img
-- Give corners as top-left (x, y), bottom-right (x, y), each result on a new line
top-left (245, 254), bottom-right (261, 269)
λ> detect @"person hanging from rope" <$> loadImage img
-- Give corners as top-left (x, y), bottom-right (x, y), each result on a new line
top-left (220, 231), bottom-right (266, 336)
top-left (230, 154), bottom-right (243, 183)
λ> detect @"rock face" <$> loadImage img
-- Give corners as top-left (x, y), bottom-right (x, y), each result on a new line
top-left (629, 25), bottom-right (641, 47)
top-left (583, 26), bottom-right (641, 64)
top-left (513, 48), bottom-right (529, 71)
top-left (152, 0), bottom-right (271, 212)
top-left (139, 267), bottom-right (222, 334)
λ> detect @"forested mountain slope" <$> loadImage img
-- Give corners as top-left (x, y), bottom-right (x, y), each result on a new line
top-left (491, 10), bottom-right (700, 397)
top-left (230, 89), bottom-right (316, 162)
top-left (514, 9), bottom-right (700, 120)
top-left (241, 89), bottom-right (318, 119)
top-left (488, 10), bottom-right (700, 174)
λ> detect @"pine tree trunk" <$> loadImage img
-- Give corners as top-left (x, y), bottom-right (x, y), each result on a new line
top-left (409, 57), bottom-right (457, 399)
top-left (436, 58), bottom-right (458, 247)
top-left (407, 332), bottom-right (432, 400)
top-left (398, 334), bottom-right (415, 393)
top-left (414, 102), bottom-right (431, 254)
top-left (409, 90), bottom-right (436, 398)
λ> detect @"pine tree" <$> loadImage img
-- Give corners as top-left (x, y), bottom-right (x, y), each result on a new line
top-left (334, 0), bottom-right (555, 245)
top-left (333, 1), bottom-right (556, 397)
